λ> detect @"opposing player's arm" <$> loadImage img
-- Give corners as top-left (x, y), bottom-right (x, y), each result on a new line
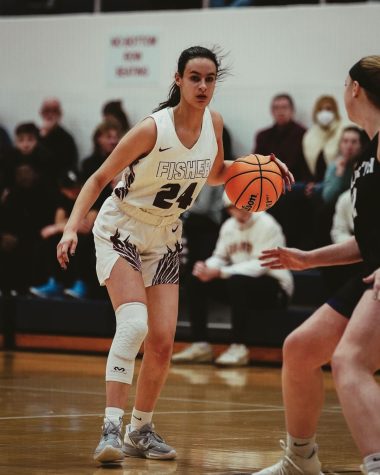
top-left (260, 236), bottom-right (362, 271)
top-left (64, 118), bottom-right (156, 233)
top-left (207, 111), bottom-right (233, 185)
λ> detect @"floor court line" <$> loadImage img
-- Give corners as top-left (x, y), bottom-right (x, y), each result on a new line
top-left (0, 384), bottom-right (282, 408)
top-left (0, 405), bottom-right (345, 421)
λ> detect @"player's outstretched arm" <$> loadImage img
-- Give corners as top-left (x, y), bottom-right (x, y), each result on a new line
top-left (259, 247), bottom-right (309, 271)
top-left (260, 236), bottom-right (363, 271)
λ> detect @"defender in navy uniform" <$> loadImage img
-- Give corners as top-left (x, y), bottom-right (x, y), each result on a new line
top-left (56, 45), bottom-right (295, 466)
top-left (258, 55), bottom-right (380, 475)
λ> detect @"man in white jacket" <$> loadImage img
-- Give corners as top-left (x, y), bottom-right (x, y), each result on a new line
top-left (172, 196), bottom-right (294, 366)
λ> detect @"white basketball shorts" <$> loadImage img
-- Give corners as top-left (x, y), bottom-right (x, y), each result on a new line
top-left (93, 196), bottom-right (183, 287)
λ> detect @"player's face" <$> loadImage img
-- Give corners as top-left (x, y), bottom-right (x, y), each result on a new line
top-left (177, 58), bottom-right (217, 109)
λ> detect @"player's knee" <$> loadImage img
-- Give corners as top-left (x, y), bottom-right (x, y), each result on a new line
top-left (331, 345), bottom-right (373, 387)
top-left (283, 330), bottom-right (315, 368)
top-left (106, 302), bottom-right (148, 384)
top-left (147, 338), bottom-right (174, 364)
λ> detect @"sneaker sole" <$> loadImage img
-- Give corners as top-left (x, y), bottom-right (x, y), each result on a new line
top-left (94, 446), bottom-right (124, 463)
top-left (123, 445), bottom-right (176, 460)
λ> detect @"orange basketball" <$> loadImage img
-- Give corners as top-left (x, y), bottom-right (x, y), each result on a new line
top-left (224, 154), bottom-right (283, 212)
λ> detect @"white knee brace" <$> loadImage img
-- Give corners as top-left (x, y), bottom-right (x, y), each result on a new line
top-left (106, 302), bottom-right (148, 384)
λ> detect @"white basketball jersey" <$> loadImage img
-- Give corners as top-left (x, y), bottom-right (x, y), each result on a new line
top-left (113, 107), bottom-right (218, 217)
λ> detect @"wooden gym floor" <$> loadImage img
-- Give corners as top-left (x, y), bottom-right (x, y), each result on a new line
top-left (0, 351), bottom-right (369, 475)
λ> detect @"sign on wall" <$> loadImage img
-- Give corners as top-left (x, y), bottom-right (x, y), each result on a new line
top-left (106, 31), bottom-right (160, 86)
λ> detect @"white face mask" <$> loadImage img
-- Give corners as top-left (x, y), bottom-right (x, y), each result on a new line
top-left (316, 109), bottom-right (335, 127)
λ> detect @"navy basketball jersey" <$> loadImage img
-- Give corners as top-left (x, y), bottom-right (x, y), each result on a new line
top-left (351, 133), bottom-right (380, 270)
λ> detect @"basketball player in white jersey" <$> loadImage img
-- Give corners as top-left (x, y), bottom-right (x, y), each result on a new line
top-left (57, 45), bottom-right (293, 465)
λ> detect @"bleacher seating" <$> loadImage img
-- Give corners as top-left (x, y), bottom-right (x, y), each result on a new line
top-left (0, 269), bottom-right (324, 357)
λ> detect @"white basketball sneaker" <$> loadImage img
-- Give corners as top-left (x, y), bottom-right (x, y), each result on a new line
top-left (252, 440), bottom-right (323, 475)
top-left (215, 344), bottom-right (249, 367)
top-left (361, 463), bottom-right (380, 475)
top-left (171, 342), bottom-right (213, 363)
top-left (93, 417), bottom-right (124, 464)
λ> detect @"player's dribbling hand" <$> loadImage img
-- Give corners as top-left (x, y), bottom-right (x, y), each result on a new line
top-left (259, 246), bottom-right (308, 271)
top-left (57, 229), bottom-right (78, 270)
top-left (269, 153), bottom-right (295, 193)
top-left (362, 268), bottom-right (380, 301)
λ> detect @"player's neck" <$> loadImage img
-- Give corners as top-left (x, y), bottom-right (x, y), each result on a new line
top-left (356, 108), bottom-right (380, 140)
top-left (173, 104), bottom-right (204, 132)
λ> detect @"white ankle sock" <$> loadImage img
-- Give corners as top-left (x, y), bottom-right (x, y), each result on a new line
top-left (364, 452), bottom-right (380, 473)
top-left (130, 407), bottom-right (153, 430)
top-left (287, 433), bottom-right (316, 458)
top-left (105, 406), bottom-right (124, 424)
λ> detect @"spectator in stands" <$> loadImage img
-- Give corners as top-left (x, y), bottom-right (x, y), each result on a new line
top-left (2, 122), bottom-right (54, 189)
top-left (330, 189), bottom-right (353, 244)
top-left (182, 184), bottom-right (225, 276)
top-left (172, 195), bottom-right (293, 366)
top-left (81, 121), bottom-right (121, 181)
top-left (306, 126), bottom-right (364, 206)
top-left (274, 95), bottom-right (347, 249)
top-left (0, 163), bottom-right (58, 295)
top-left (253, 94), bottom-right (309, 181)
top-left (102, 100), bottom-right (131, 135)
top-left (29, 171), bottom-right (98, 299)
top-left (308, 126), bottom-right (365, 247)
top-left (0, 123), bottom-right (11, 159)
top-left (81, 120), bottom-right (121, 208)
top-left (39, 98), bottom-right (79, 180)
top-left (302, 95), bottom-right (346, 182)
top-left (0, 122), bottom-right (12, 199)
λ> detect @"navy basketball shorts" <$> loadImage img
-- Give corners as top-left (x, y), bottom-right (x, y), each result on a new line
top-left (327, 271), bottom-right (373, 318)
top-left (93, 196), bottom-right (182, 287)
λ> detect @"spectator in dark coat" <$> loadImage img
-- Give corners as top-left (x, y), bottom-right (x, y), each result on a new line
top-left (2, 122), bottom-right (54, 188)
top-left (0, 163), bottom-right (59, 294)
top-left (253, 93), bottom-right (310, 181)
top-left (39, 98), bottom-right (79, 180)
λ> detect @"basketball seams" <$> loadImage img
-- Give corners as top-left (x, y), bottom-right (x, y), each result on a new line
top-left (225, 154), bottom-right (282, 212)
top-left (225, 168), bottom-right (282, 185)
top-left (235, 176), bottom-right (262, 208)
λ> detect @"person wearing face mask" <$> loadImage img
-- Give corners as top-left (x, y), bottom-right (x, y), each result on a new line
top-left (275, 96), bottom-right (348, 250)
top-left (302, 95), bottom-right (347, 182)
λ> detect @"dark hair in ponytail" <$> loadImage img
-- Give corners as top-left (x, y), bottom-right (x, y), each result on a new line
top-left (153, 46), bottom-right (228, 112)
top-left (349, 56), bottom-right (380, 109)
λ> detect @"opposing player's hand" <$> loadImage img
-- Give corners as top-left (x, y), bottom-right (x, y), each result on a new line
top-left (363, 268), bottom-right (380, 301)
top-left (57, 229), bottom-right (78, 270)
top-left (270, 153), bottom-right (294, 193)
top-left (259, 246), bottom-right (308, 271)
